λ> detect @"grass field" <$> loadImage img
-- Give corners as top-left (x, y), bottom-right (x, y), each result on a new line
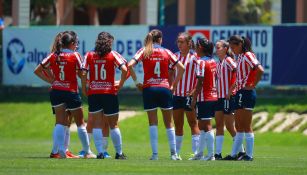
top-left (0, 94), bottom-right (307, 175)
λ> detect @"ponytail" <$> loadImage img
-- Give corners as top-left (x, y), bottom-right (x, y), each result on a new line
top-left (143, 29), bottom-right (162, 59)
top-left (51, 32), bottom-right (63, 54)
top-left (143, 33), bottom-right (153, 58)
top-left (241, 36), bottom-right (253, 53)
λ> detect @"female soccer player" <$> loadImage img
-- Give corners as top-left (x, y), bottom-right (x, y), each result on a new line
top-left (34, 31), bottom-right (91, 158)
top-left (190, 38), bottom-right (217, 161)
top-left (214, 40), bottom-right (244, 160)
top-left (128, 29), bottom-right (185, 160)
top-left (170, 32), bottom-right (200, 160)
top-left (81, 32), bottom-right (128, 159)
top-left (223, 35), bottom-right (264, 161)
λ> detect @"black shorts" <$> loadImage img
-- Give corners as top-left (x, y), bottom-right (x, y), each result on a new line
top-left (234, 89), bottom-right (256, 110)
top-left (173, 96), bottom-right (192, 111)
top-left (196, 101), bottom-right (217, 120)
top-left (88, 94), bottom-right (119, 116)
top-left (215, 97), bottom-right (235, 114)
top-left (143, 87), bottom-right (173, 111)
top-left (49, 89), bottom-right (82, 110)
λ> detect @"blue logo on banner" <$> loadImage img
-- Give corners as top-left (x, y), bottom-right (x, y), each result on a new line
top-left (6, 38), bottom-right (26, 74)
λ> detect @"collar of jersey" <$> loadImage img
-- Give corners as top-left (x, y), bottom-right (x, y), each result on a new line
top-left (61, 49), bottom-right (74, 53)
top-left (153, 43), bottom-right (162, 48)
top-left (200, 56), bottom-right (211, 61)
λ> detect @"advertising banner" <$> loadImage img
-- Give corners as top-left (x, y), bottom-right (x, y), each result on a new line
top-left (2, 26), bottom-right (148, 86)
top-left (186, 26), bottom-right (273, 86)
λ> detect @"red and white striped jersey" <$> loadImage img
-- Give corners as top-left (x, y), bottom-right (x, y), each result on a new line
top-left (133, 44), bottom-right (179, 89)
top-left (195, 57), bottom-right (218, 102)
top-left (82, 51), bottom-right (126, 95)
top-left (216, 56), bottom-right (237, 98)
top-left (236, 52), bottom-right (260, 91)
top-left (41, 49), bottom-right (82, 92)
top-left (173, 51), bottom-right (198, 97)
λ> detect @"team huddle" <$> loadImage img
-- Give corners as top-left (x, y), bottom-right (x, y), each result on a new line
top-left (34, 29), bottom-right (264, 161)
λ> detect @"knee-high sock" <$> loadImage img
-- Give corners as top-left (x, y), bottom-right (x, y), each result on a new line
top-left (191, 134), bottom-right (200, 154)
top-left (198, 131), bottom-right (206, 155)
top-left (166, 128), bottom-right (176, 155)
top-left (55, 124), bottom-right (66, 153)
top-left (77, 126), bottom-right (90, 153)
top-left (215, 135), bottom-right (224, 154)
top-left (93, 128), bottom-right (104, 154)
top-left (245, 132), bottom-right (254, 158)
top-left (64, 126), bottom-right (70, 151)
top-left (205, 130), bottom-right (215, 157)
top-left (51, 126), bottom-right (58, 154)
top-left (149, 125), bottom-right (158, 154)
top-left (110, 128), bottom-right (122, 154)
top-left (102, 137), bottom-right (109, 151)
top-left (231, 132), bottom-right (244, 157)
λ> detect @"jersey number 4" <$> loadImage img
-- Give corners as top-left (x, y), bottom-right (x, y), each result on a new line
top-left (154, 62), bottom-right (161, 77)
top-left (94, 64), bottom-right (107, 80)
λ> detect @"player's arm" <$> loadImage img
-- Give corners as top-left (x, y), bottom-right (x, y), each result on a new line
top-left (253, 64), bottom-right (264, 87)
top-left (81, 69), bottom-right (88, 96)
top-left (34, 64), bottom-right (54, 84)
top-left (128, 59), bottom-right (143, 91)
top-left (191, 77), bottom-right (204, 109)
top-left (171, 61), bottom-right (185, 93)
top-left (227, 69), bottom-right (237, 99)
top-left (117, 64), bottom-right (128, 91)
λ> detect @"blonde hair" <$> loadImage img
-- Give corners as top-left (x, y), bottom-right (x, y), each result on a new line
top-left (143, 29), bottom-right (162, 58)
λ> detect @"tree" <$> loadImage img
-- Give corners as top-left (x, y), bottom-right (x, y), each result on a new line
top-left (228, 0), bottom-right (273, 25)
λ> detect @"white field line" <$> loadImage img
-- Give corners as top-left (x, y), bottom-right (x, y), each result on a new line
top-left (258, 113), bottom-right (286, 133)
top-left (273, 113), bottom-right (301, 133)
top-left (253, 112), bottom-right (268, 128)
top-left (291, 114), bottom-right (307, 132)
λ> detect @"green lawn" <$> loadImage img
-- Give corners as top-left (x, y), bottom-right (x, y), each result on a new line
top-left (0, 96), bottom-right (307, 174)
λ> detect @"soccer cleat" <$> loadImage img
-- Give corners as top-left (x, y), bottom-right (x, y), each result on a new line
top-left (214, 153), bottom-right (223, 160)
top-left (201, 155), bottom-right (215, 161)
top-left (78, 150), bottom-right (86, 158)
top-left (188, 152), bottom-right (203, 160)
top-left (50, 152), bottom-right (61, 158)
top-left (237, 152), bottom-right (246, 161)
top-left (96, 153), bottom-right (105, 159)
top-left (240, 155), bottom-right (253, 161)
top-left (149, 153), bottom-right (158, 160)
top-left (79, 150), bottom-right (97, 159)
top-left (170, 154), bottom-right (180, 160)
top-left (66, 151), bottom-right (79, 158)
top-left (103, 152), bottom-right (112, 159)
top-left (177, 155), bottom-right (183, 160)
top-left (84, 152), bottom-right (97, 159)
top-left (222, 154), bottom-right (237, 161)
top-left (59, 150), bottom-right (67, 159)
top-left (115, 153), bottom-right (127, 160)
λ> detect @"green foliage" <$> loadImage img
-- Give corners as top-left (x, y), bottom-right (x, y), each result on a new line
top-left (228, 0), bottom-right (273, 25)
top-left (74, 0), bottom-right (139, 8)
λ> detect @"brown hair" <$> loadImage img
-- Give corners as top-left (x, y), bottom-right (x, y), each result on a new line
top-left (216, 40), bottom-right (234, 58)
top-left (177, 32), bottom-right (195, 50)
top-left (50, 32), bottom-right (63, 54)
top-left (95, 32), bottom-right (114, 57)
top-left (143, 29), bottom-right (162, 58)
top-left (228, 35), bottom-right (253, 53)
